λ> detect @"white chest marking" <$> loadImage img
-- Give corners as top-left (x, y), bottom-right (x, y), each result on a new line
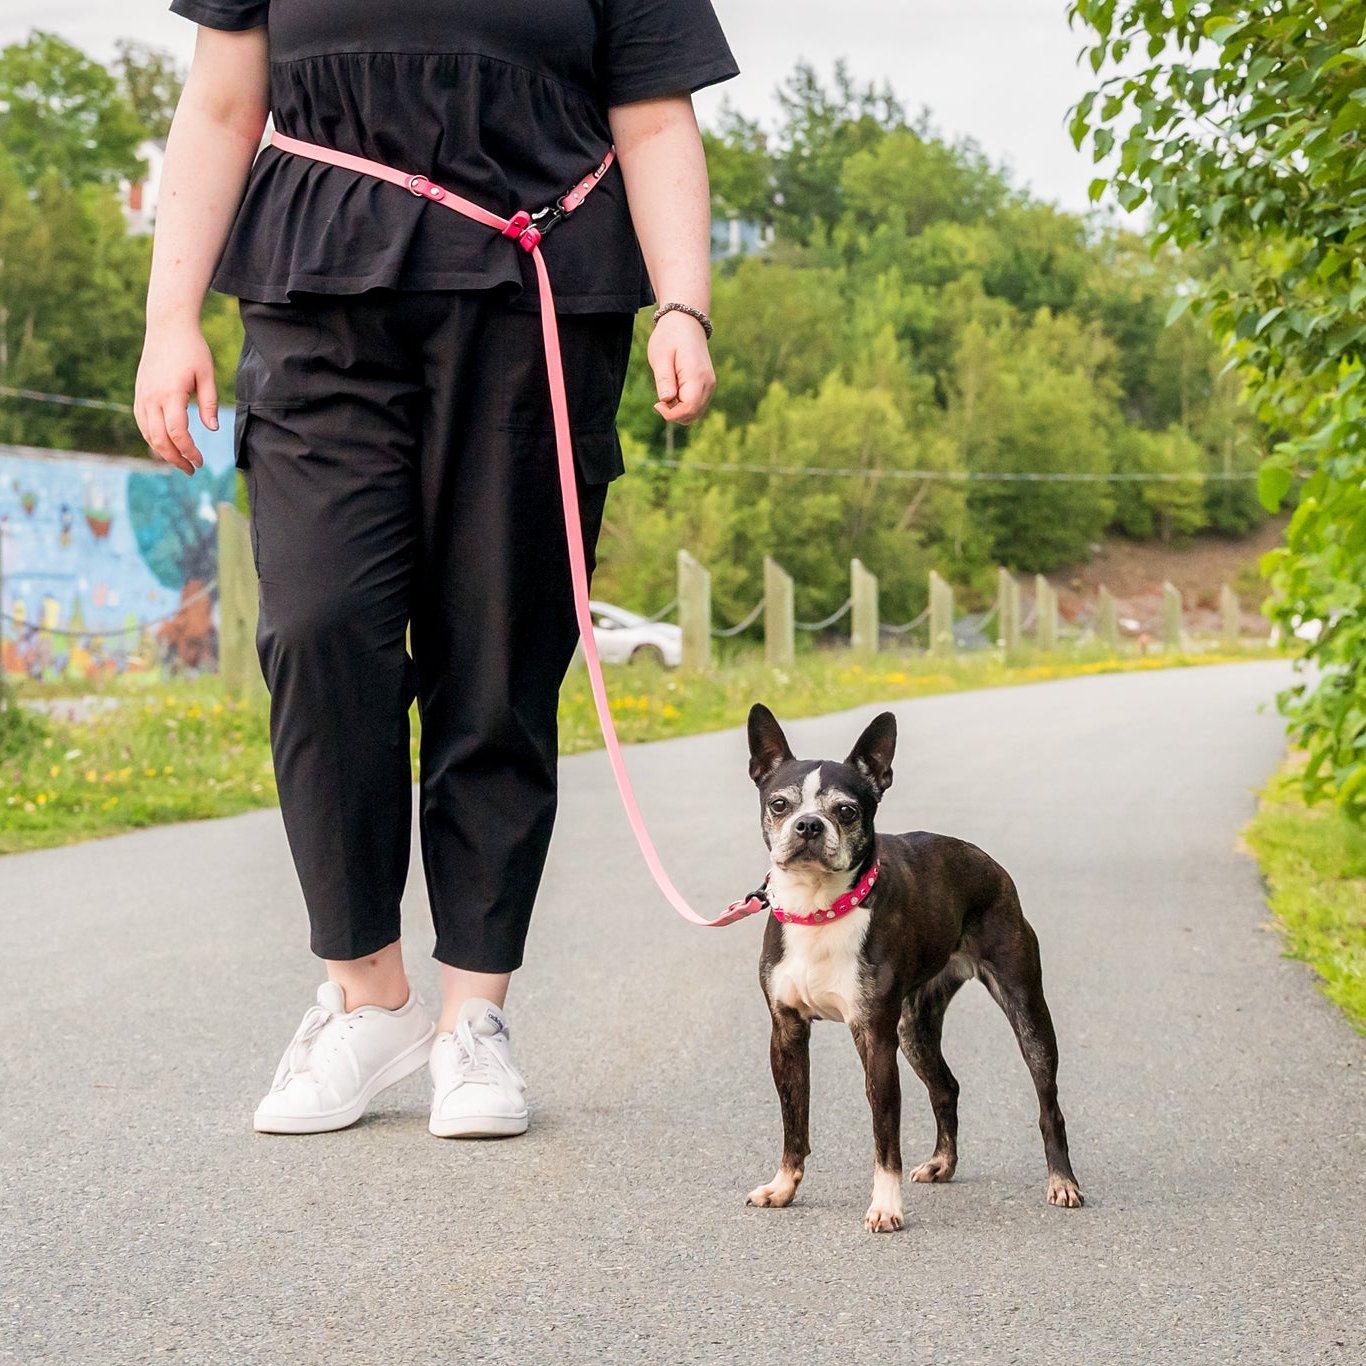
top-left (769, 908), bottom-right (871, 1023)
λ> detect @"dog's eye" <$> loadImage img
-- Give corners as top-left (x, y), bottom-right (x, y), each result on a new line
top-left (769, 797), bottom-right (789, 815)
top-left (836, 803), bottom-right (859, 823)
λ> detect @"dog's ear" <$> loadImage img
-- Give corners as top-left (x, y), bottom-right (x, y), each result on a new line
top-left (747, 703), bottom-right (794, 786)
top-left (846, 711), bottom-right (896, 797)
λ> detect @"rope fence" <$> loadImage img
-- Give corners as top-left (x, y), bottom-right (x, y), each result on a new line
top-left (711, 598), bottom-right (765, 638)
top-left (795, 598), bottom-right (853, 631)
top-left (879, 606), bottom-right (931, 637)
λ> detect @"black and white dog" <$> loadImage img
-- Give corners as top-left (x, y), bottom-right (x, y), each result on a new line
top-left (744, 704), bottom-right (1083, 1232)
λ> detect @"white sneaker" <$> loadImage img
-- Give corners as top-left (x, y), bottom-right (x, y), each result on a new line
top-left (428, 998), bottom-right (529, 1138)
top-left (253, 981), bottom-right (435, 1134)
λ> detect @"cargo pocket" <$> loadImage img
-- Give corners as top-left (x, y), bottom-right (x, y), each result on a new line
top-left (570, 427), bottom-right (627, 485)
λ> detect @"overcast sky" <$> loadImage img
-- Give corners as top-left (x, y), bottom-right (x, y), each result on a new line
top-left (0, 1), bottom-right (1100, 211)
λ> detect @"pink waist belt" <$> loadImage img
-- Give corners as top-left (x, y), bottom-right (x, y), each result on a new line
top-left (268, 130), bottom-right (767, 929)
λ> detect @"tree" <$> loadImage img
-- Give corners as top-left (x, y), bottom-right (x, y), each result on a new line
top-left (113, 39), bottom-right (184, 142)
top-left (0, 31), bottom-right (146, 188)
top-left (701, 107), bottom-right (774, 226)
top-left (1070, 0), bottom-right (1366, 815)
top-left (952, 312), bottom-right (1118, 571)
top-left (0, 148), bottom-right (151, 453)
top-left (769, 61), bottom-right (906, 245)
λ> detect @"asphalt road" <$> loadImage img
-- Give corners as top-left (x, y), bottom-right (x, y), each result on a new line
top-left (3, 660), bottom-right (1363, 1365)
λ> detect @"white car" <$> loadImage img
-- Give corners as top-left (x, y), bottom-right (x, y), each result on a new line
top-left (589, 600), bottom-right (682, 668)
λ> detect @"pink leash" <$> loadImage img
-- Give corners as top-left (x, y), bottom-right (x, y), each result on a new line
top-left (269, 131), bottom-right (768, 928)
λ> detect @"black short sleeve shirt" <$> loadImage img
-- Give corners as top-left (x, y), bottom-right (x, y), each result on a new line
top-left (168, 1), bottom-right (740, 311)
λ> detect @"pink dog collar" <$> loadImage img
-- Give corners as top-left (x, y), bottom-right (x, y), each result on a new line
top-left (771, 861), bottom-right (880, 926)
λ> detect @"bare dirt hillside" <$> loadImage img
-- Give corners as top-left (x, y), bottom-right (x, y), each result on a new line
top-left (1050, 519), bottom-right (1287, 636)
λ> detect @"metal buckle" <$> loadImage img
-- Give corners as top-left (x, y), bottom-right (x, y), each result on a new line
top-left (530, 203), bottom-right (567, 237)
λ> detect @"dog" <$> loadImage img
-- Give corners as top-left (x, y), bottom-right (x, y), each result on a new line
top-left (743, 703), bottom-right (1083, 1232)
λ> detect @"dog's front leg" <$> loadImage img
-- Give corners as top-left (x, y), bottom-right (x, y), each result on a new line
top-left (853, 1018), bottom-right (904, 1233)
top-left (746, 1005), bottom-right (810, 1209)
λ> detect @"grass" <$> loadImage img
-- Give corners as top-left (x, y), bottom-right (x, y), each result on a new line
top-left (2, 642), bottom-right (1273, 856)
top-left (1244, 762), bottom-right (1366, 1035)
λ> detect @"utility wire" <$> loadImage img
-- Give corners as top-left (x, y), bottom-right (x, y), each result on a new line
top-left (646, 458), bottom-right (1260, 484)
top-left (0, 386), bottom-right (135, 414)
top-left (0, 579), bottom-right (219, 641)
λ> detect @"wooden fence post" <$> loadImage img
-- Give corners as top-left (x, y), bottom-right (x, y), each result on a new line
top-left (850, 558), bottom-right (879, 658)
top-left (764, 555), bottom-right (795, 667)
top-left (216, 502), bottom-right (266, 702)
top-left (929, 570), bottom-right (954, 657)
top-left (1096, 585), bottom-right (1119, 651)
top-left (997, 568), bottom-right (1020, 653)
top-left (1034, 574), bottom-right (1057, 652)
top-left (677, 549), bottom-right (712, 671)
top-left (1220, 584), bottom-right (1241, 649)
top-left (1162, 581), bottom-right (1184, 652)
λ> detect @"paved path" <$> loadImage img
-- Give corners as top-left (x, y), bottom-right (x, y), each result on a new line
top-left (3, 661), bottom-right (1362, 1364)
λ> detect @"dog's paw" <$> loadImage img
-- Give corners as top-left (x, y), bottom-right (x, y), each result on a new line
top-left (746, 1170), bottom-right (800, 1208)
top-left (863, 1202), bottom-right (904, 1233)
top-left (910, 1154), bottom-right (955, 1184)
top-left (863, 1168), bottom-right (904, 1232)
top-left (1046, 1173), bottom-right (1084, 1208)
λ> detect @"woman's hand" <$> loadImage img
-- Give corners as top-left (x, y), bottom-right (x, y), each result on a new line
top-left (136, 23), bottom-right (268, 475)
top-left (135, 323), bottom-right (218, 475)
top-left (649, 309), bottom-right (716, 425)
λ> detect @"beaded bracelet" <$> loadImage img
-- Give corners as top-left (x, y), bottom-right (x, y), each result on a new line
top-left (652, 301), bottom-right (714, 340)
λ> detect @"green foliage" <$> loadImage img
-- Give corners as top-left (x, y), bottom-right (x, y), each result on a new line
top-left (0, 692), bottom-right (47, 762)
top-left (768, 60), bottom-right (907, 246)
top-left (603, 60), bottom-right (1269, 611)
top-left (0, 32), bottom-right (207, 455)
top-left (0, 31), bottom-right (145, 188)
top-left (1245, 762), bottom-right (1366, 1034)
top-left (1069, 0), bottom-right (1366, 817)
top-left (112, 39), bottom-right (184, 142)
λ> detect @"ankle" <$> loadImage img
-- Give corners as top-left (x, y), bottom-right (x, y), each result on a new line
top-left (324, 942), bottom-right (411, 1012)
top-left (342, 981), bottom-right (411, 1012)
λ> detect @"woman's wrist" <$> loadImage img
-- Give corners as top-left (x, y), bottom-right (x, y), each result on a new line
top-left (653, 301), bottom-right (713, 340)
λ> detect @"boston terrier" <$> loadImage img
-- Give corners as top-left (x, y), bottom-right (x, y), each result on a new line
top-left (743, 703), bottom-right (1083, 1232)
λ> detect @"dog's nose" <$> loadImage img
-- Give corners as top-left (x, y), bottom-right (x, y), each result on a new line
top-left (793, 815), bottom-right (825, 842)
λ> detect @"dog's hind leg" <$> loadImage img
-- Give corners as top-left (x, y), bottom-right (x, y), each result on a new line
top-left (976, 906), bottom-right (1084, 1209)
top-left (746, 1005), bottom-right (810, 1210)
top-left (898, 958), bottom-right (971, 1184)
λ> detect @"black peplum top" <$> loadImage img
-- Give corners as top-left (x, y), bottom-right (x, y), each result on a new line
top-left (167, 0), bottom-right (740, 311)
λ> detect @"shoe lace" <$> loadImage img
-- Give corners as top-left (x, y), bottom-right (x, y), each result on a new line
top-left (452, 1018), bottom-right (522, 1090)
top-left (270, 1001), bottom-right (337, 1091)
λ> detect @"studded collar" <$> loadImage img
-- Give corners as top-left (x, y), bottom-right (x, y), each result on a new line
top-left (770, 860), bottom-right (880, 926)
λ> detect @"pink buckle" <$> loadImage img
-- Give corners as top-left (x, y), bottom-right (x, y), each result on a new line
top-left (517, 225), bottom-right (543, 252)
top-left (407, 174), bottom-right (446, 201)
top-left (502, 210), bottom-right (532, 240)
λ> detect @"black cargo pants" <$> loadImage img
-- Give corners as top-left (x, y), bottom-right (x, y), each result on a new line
top-left (233, 288), bottom-right (633, 972)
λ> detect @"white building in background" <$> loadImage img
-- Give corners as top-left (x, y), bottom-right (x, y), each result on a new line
top-left (711, 216), bottom-right (775, 261)
top-left (121, 139), bottom-right (166, 235)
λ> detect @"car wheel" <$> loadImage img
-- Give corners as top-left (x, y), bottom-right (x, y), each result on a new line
top-left (630, 644), bottom-right (667, 668)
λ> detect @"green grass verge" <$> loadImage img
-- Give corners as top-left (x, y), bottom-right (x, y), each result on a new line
top-left (1245, 762), bottom-right (1366, 1035)
top-left (2, 644), bottom-right (1272, 856)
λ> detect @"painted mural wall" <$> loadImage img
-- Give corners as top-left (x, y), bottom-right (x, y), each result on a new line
top-left (0, 410), bottom-right (238, 680)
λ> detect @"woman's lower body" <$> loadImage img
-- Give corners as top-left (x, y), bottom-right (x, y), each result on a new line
top-left (234, 287), bottom-right (633, 1135)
